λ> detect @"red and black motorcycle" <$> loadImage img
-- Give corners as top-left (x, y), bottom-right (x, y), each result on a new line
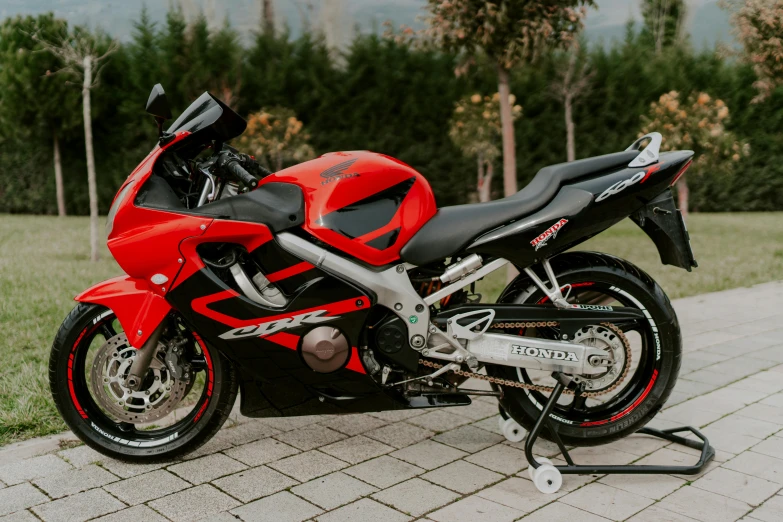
top-left (50, 85), bottom-right (696, 463)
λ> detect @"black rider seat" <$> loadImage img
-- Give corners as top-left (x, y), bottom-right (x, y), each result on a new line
top-left (400, 151), bottom-right (638, 266)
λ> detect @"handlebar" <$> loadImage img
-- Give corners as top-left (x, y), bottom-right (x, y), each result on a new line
top-left (225, 159), bottom-right (258, 188)
top-left (217, 151), bottom-right (258, 189)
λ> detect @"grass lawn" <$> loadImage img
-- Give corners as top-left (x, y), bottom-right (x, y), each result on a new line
top-left (2, 212), bottom-right (783, 446)
top-left (476, 212), bottom-right (783, 302)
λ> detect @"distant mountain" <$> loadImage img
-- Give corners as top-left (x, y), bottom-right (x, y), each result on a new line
top-left (0, 0), bottom-right (734, 49)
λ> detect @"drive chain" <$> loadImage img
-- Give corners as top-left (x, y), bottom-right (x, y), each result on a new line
top-left (419, 322), bottom-right (632, 398)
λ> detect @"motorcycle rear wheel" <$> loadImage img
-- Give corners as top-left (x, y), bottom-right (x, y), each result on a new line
top-left (487, 252), bottom-right (681, 447)
top-left (50, 303), bottom-right (237, 461)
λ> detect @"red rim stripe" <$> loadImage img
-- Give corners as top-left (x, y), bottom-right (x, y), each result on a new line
top-left (69, 325), bottom-right (99, 419)
top-left (536, 282), bottom-right (594, 304)
top-left (193, 333), bottom-right (214, 423)
top-left (580, 369), bottom-right (659, 427)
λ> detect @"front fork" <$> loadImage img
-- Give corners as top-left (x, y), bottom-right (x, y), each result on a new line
top-left (125, 320), bottom-right (167, 391)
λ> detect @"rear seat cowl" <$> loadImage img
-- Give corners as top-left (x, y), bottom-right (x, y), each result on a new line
top-left (400, 151), bottom-right (638, 266)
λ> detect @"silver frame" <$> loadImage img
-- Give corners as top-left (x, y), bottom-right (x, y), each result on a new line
top-left (276, 233), bottom-right (434, 346)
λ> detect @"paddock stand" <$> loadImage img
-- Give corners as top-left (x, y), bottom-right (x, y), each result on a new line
top-left (499, 373), bottom-right (716, 494)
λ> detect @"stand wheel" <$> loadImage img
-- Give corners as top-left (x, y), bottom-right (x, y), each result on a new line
top-left (532, 463), bottom-right (562, 494)
top-left (500, 417), bottom-right (526, 442)
top-left (527, 457), bottom-right (553, 480)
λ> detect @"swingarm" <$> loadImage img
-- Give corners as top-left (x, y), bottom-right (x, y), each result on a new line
top-left (422, 304), bottom-right (643, 376)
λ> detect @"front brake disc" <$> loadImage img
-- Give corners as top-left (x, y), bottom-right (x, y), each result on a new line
top-left (90, 333), bottom-right (188, 424)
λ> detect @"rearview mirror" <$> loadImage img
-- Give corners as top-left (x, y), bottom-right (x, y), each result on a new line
top-left (146, 84), bottom-right (172, 120)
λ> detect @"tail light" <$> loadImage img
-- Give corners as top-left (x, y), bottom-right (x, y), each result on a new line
top-left (670, 160), bottom-right (692, 187)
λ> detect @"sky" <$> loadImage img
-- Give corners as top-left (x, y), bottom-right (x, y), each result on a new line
top-left (0, 0), bottom-right (734, 50)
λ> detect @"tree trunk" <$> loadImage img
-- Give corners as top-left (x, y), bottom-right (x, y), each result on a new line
top-left (82, 55), bottom-right (99, 262)
top-left (565, 93), bottom-right (575, 162)
top-left (475, 154), bottom-right (484, 203)
top-left (262, 0), bottom-right (275, 35)
top-left (498, 65), bottom-right (519, 283)
top-left (562, 47), bottom-right (578, 162)
top-left (497, 65), bottom-right (517, 198)
top-left (53, 132), bottom-right (66, 217)
top-left (479, 160), bottom-right (493, 203)
top-left (677, 177), bottom-right (689, 218)
top-left (656, 0), bottom-right (670, 54)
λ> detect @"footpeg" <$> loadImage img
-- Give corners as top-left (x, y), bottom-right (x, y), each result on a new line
top-left (384, 363), bottom-right (460, 388)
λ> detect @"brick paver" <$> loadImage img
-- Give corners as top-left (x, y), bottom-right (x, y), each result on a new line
top-left (1, 281), bottom-right (783, 521)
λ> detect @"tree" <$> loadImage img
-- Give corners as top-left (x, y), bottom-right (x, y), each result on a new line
top-left (449, 93), bottom-right (522, 201)
top-left (180, 13), bottom-right (212, 102)
top-left (421, 0), bottom-right (594, 199)
top-left (262, 0), bottom-right (276, 35)
top-left (236, 107), bottom-right (316, 172)
top-left (318, 0), bottom-right (348, 53)
top-left (641, 0), bottom-right (687, 54)
top-left (640, 91), bottom-right (749, 216)
top-left (123, 7), bottom-right (162, 139)
top-left (159, 6), bottom-right (189, 112)
top-left (0, 15), bottom-right (81, 216)
top-left (550, 41), bottom-right (592, 161)
top-left (37, 28), bottom-right (118, 261)
top-left (208, 21), bottom-right (243, 108)
top-left (723, 0), bottom-right (783, 103)
top-left (179, 14), bottom-right (243, 109)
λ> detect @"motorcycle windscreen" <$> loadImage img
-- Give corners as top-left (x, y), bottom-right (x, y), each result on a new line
top-left (167, 92), bottom-right (247, 141)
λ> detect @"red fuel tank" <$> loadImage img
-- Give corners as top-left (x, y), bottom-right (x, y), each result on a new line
top-left (262, 151), bottom-right (437, 266)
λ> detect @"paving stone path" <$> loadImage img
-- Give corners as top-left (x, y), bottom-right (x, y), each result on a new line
top-left (2, 281), bottom-right (783, 521)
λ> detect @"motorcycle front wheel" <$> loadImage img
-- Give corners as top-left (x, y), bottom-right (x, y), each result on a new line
top-left (488, 252), bottom-right (682, 447)
top-left (49, 303), bottom-right (237, 461)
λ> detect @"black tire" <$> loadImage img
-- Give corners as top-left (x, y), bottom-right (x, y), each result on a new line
top-left (50, 303), bottom-right (238, 461)
top-left (488, 252), bottom-right (681, 447)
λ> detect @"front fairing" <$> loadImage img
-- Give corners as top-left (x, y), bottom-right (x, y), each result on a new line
top-left (104, 131), bottom-right (213, 296)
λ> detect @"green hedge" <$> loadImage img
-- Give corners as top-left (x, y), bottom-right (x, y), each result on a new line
top-left (0, 12), bottom-right (780, 215)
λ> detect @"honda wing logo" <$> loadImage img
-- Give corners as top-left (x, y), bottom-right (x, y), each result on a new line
top-left (219, 310), bottom-right (338, 340)
top-left (319, 159), bottom-right (359, 185)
